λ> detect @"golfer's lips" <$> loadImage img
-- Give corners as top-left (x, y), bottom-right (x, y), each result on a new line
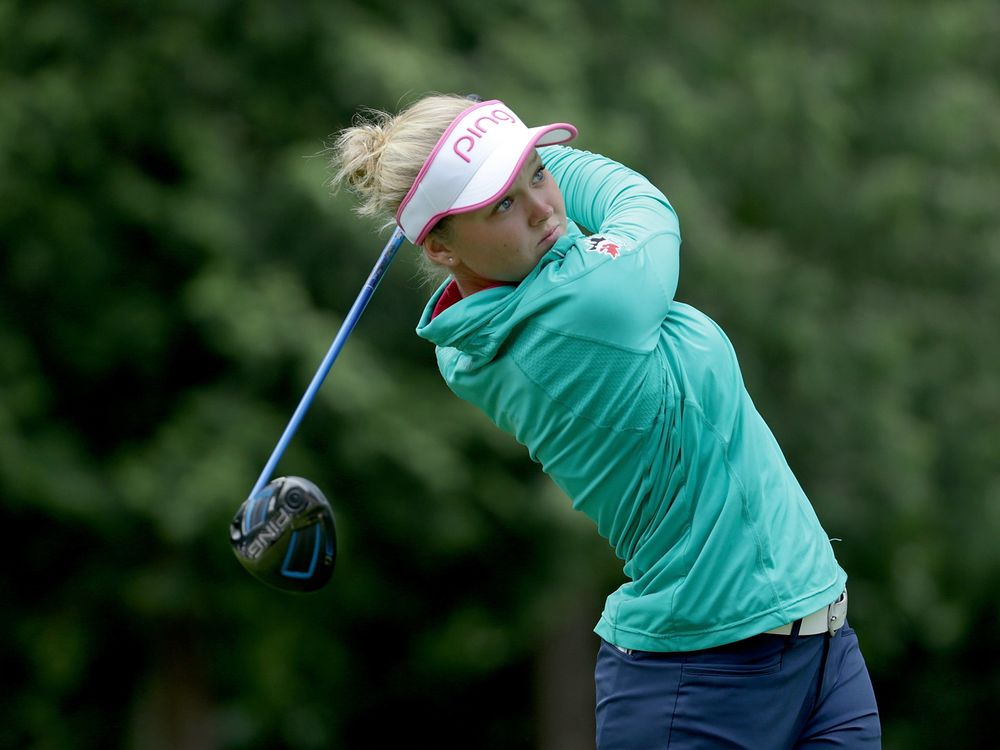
top-left (538, 224), bottom-right (562, 249)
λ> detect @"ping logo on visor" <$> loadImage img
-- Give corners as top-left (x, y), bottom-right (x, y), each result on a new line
top-left (451, 107), bottom-right (518, 163)
top-left (395, 99), bottom-right (577, 245)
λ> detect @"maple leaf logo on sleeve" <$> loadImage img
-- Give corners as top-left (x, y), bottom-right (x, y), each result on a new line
top-left (584, 235), bottom-right (623, 259)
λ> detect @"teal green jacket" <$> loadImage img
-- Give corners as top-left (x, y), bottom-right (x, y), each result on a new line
top-left (415, 145), bottom-right (846, 651)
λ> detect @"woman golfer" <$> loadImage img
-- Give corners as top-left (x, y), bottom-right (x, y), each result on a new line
top-left (329, 94), bottom-right (881, 749)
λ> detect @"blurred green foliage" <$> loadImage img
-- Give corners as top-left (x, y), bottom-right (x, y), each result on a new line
top-left (2, 1), bottom-right (999, 748)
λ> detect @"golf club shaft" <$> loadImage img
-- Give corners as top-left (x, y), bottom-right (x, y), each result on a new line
top-left (248, 227), bottom-right (407, 499)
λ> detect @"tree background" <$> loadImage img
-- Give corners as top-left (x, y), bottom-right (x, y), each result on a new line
top-left (3, 1), bottom-right (998, 748)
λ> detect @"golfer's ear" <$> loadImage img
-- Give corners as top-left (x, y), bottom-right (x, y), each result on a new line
top-left (423, 235), bottom-right (456, 268)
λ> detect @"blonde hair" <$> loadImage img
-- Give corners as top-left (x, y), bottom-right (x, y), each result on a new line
top-left (327, 93), bottom-right (473, 234)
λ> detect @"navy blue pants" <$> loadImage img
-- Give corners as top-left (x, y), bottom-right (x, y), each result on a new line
top-left (595, 622), bottom-right (881, 749)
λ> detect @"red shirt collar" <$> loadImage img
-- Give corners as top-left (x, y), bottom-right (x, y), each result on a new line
top-left (430, 279), bottom-right (514, 319)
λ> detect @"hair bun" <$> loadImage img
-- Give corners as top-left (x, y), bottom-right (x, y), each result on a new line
top-left (326, 94), bottom-right (473, 225)
top-left (329, 111), bottom-right (394, 201)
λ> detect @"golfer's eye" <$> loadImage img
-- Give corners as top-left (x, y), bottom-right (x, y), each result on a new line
top-left (496, 196), bottom-right (514, 213)
top-left (532, 166), bottom-right (546, 184)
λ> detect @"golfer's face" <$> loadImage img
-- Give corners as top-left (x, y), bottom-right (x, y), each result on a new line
top-left (442, 151), bottom-right (567, 289)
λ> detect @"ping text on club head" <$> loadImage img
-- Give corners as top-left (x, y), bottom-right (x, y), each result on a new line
top-left (245, 506), bottom-right (292, 559)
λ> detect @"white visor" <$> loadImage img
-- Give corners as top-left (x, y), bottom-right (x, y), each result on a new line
top-left (395, 99), bottom-right (577, 245)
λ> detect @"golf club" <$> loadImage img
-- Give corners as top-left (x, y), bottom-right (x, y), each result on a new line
top-left (230, 226), bottom-right (407, 592)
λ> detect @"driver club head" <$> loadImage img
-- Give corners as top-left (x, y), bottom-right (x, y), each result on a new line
top-left (230, 476), bottom-right (336, 593)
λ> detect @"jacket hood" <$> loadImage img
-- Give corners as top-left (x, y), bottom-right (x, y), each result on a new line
top-left (415, 227), bottom-right (582, 367)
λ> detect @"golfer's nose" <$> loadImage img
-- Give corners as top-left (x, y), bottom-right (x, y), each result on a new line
top-left (528, 194), bottom-right (554, 225)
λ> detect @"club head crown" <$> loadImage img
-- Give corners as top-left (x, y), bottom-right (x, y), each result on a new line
top-left (230, 476), bottom-right (336, 592)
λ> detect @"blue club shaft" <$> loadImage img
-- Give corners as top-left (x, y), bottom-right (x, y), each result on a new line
top-left (248, 227), bottom-right (407, 499)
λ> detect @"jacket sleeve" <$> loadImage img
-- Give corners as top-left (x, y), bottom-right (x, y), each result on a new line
top-left (535, 146), bottom-right (682, 350)
top-left (540, 145), bottom-right (680, 251)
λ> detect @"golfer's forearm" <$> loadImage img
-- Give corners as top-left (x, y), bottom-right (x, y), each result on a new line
top-left (540, 145), bottom-right (680, 248)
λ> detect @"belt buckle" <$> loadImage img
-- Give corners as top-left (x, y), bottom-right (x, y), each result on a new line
top-left (827, 590), bottom-right (848, 635)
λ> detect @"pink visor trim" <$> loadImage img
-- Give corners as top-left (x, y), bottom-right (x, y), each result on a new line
top-left (395, 99), bottom-right (577, 244)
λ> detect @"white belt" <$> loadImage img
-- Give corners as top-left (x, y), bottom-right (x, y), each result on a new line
top-left (766, 590), bottom-right (848, 636)
top-left (609, 590), bottom-right (849, 655)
